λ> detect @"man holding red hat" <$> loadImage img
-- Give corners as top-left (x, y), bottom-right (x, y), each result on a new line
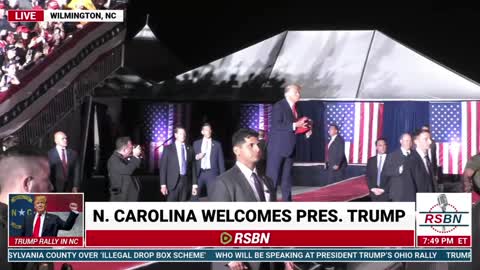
top-left (266, 84), bottom-right (312, 201)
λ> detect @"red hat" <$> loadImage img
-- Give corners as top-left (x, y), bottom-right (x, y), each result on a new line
top-left (0, 3), bottom-right (5, 9)
top-left (16, 26), bottom-right (29, 33)
top-left (32, 5), bottom-right (43, 10)
top-left (47, 0), bottom-right (60, 9)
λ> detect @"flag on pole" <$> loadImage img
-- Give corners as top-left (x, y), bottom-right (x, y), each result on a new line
top-left (430, 101), bottom-right (480, 174)
top-left (325, 102), bottom-right (384, 164)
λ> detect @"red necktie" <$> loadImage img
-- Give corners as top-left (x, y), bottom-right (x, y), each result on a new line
top-left (61, 149), bottom-right (68, 176)
top-left (32, 213), bottom-right (41, 237)
top-left (292, 103), bottom-right (298, 119)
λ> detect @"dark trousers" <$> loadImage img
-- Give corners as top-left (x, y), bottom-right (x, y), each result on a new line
top-left (167, 175), bottom-right (190, 202)
top-left (266, 154), bottom-right (293, 201)
top-left (327, 166), bottom-right (345, 184)
top-left (198, 169), bottom-right (217, 197)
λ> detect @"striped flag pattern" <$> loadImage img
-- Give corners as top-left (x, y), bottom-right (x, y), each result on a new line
top-left (325, 102), bottom-right (384, 164)
top-left (430, 101), bottom-right (480, 174)
top-left (143, 104), bottom-right (179, 172)
top-left (239, 104), bottom-right (272, 138)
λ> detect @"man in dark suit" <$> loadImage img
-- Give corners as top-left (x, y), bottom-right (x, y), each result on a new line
top-left (210, 128), bottom-right (276, 202)
top-left (160, 127), bottom-right (198, 201)
top-left (366, 138), bottom-right (388, 201)
top-left (382, 133), bottom-right (413, 202)
top-left (326, 124), bottom-right (347, 184)
top-left (193, 123), bottom-right (225, 197)
top-left (210, 129), bottom-right (291, 270)
top-left (401, 129), bottom-right (435, 202)
top-left (404, 131), bottom-right (444, 270)
top-left (21, 195), bottom-right (79, 237)
top-left (267, 84), bottom-right (312, 201)
top-left (48, 131), bottom-right (80, 192)
top-left (421, 125), bottom-right (440, 190)
top-left (107, 136), bottom-right (142, 201)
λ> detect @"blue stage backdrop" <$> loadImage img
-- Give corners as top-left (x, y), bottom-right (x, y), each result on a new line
top-left (382, 102), bottom-right (429, 152)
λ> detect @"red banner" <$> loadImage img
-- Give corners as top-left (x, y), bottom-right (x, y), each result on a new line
top-left (417, 236), bottom-right (471, 247)
top-left (86, 230), bottom-right (415, 247)
top-left (9, 236), bottom-right (83, 247)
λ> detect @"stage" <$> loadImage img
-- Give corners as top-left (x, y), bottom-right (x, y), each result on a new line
top-left (85, 163), bottom-right (473, 203)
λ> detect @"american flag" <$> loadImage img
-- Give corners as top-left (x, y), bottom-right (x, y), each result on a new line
top-left (325, 102), bottom-right (384, 164)
top-left (430, 101), bottom-right (480, 174)
top-left (143, 103), bottom-right (181, 172)
top-left (239, 104), bottom-right (272, 138)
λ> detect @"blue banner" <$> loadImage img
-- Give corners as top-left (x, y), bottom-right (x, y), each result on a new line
top-left (8, 249), bottom-right (471, 262)
top-left (8, 194), bottom-right (34, 236)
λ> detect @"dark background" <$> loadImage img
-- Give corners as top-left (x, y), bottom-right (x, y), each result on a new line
top-left (123, 5), bottom-right (480, 86)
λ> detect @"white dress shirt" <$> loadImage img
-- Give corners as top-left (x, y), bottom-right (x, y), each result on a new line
top-left (236, 161), bottom-right (270, 202)
top-left (400, 147), bottom-right (411, 156)
top-left (328, 135), bottom-right (337, 149)
top-left (201, 138), bottom-right (212, 169)
top-left (175, 141), bottom-right (186, 173)
top-left (416, 148), bottom-right (430, 174)
top-left (287, 99), bottom-right (297, 131)
top-left (56, 145), bottom-right (67, 164)
top-left (377, 153), bottom-right (387, 170)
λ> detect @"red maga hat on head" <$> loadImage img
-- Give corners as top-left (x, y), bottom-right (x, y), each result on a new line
top-left (47, 0), bottom-right (60, 9)
top-left (16, 26), bottom-right (29, 33)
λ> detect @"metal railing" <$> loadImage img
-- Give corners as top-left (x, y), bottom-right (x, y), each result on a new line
top-left (13, 45), bottom-right (123, 147)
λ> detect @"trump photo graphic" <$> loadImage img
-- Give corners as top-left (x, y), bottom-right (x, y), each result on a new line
top-left (8, 193), bottom-right (84, 247)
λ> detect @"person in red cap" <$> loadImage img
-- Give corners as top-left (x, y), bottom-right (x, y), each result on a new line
top-left (47, 0), bottom-right (60, 9)
top-left (16, 26), bottom-right (30, 48)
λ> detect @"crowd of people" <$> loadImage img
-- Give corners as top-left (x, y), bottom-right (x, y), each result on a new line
top-left (0, 0), bottom-right (112, 92)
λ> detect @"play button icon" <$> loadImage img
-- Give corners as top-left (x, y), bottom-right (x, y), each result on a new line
top-left (220, 232), bottom-right (232, 245)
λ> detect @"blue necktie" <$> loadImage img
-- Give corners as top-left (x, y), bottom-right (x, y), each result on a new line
top-left (377, 155), bottom-right (383, 186)
top-left (180, 144), bottom-right (186, 175)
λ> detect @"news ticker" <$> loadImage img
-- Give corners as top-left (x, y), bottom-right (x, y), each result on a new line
top-left (7, 10), bottom-right (124, 22)
top-left (8, 193), bottom-right (472, 248)
top-left (8, 249), bottom-right (472, 262)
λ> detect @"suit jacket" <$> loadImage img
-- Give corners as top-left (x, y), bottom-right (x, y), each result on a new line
top-left (209, 165), bottom-right (276, 202)
top-left (193, 139), bottom-right (225, 177)
top-left (413, 141), bottom-right (438, 177)
top-left (48, 147), bottom-right (80, 192)
top-left (107, 152), bottom-right (141, 201)
top-left (160, 143), bottom-right (197, 190)
top-left (268, 99), bottom-right (297, 158)
top-left (366, 155), bottom-right (388, 201)
top-left (326, 135), bottom-right (347, 169)
top-left (382, 149), bottom-right (409, 201)
top-left (21, 211), bottom-right (78, 237)
top-left (430, 140), bottom-right (438, 174)
top-left (403, 150), bottom-right (434, 199)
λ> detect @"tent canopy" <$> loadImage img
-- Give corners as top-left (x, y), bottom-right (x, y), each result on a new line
top-left (158, 30), bottom-right (480, 101)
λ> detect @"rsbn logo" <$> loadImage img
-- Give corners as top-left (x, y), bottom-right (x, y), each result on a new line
top-left (421, 194), bottom-right (468, 233)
